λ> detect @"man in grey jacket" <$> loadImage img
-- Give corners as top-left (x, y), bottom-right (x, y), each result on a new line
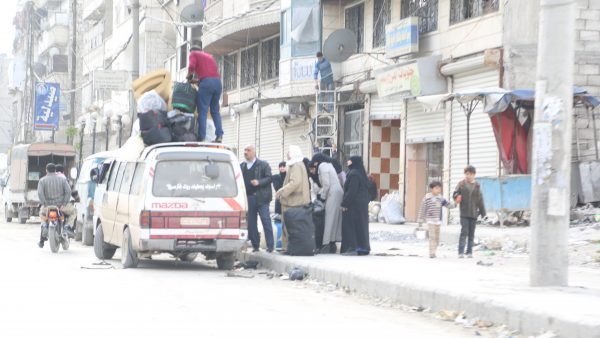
top-left (37, 163), bottom-right (72, 248)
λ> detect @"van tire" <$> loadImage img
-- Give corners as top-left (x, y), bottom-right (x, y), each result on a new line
top-left (82, 221), bottom-right (94, 246)
top-left (121, 228), bottom-right (139, 269)
top-left (94, 224), bottom-right (116, 260)
top-left (216, 253), bottom-right (235, 270)
top-left (5, 205), bottom-right (12, 222)
top-left (180, 253), bottom-right (198, 262)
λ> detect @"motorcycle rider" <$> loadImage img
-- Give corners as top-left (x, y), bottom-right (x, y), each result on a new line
top-left (37, 163), bottom-right (72, 248)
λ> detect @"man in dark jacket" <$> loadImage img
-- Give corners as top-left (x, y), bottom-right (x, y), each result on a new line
top-left (453, 165), bottom-right (486, 258)
top-left (241, 145), bottom-right (274, 252)
top-left (272, 162), bottom-right (287, 215)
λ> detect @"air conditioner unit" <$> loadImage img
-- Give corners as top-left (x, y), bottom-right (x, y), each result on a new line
top-left (283, 102), bottom-right (309, 124)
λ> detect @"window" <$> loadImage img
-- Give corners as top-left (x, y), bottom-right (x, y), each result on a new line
top-left (178, 28), bottom-right (191, 70)
top-left (450, 0), bottom-right (499, 24)
top-left (241, 46), bottom-right (259, 88)
top-left (261, 37), bottom-right (280, 81)
top-left (222, 53), bottom-right (237, 91)
top-left (152, 161), bottom-right (238, 198)
top-left (99, 162), bottom-right (112, 185)
top-left (342, 109), bottom-right (364, 169)
top-left (130, 164), bottom-right (146, 195)
top-left (401, 0), bottom-right (438, 34)
top-left (119, 163), bottom-right (136, 194)
top-left (345, 3), bottom-right (365, 53)
top-left (107, 162), bottom-right (121, 191)
top-left (373, 0), bottom-right (391, 48)
top-left (280, 10), bottom-right (290, 46)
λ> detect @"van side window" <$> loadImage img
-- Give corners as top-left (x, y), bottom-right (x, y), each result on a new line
top-left (130, 163), bottom-right (145, 195)
top-left (100, 162), bottom-right (111, 184)
top-left (110, 163), bottom-right (126, 192)
top-left (106, 162), bottom-right (121, 190)
top-left (119, 163), bottom-right (136, 194)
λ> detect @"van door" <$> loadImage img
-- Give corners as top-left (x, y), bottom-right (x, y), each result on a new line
top-left (128, 163), bottom-right (146, 248)
top-left (102, 162), bottom-right (126, 244)
top-left (112, 163), bottom-right (136, 245)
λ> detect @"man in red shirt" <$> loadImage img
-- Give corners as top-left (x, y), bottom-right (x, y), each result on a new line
top-left (187, 46), bottom-right (224, 143)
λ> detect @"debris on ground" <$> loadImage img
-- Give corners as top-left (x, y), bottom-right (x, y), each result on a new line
top-left (476, 260), bottom-right (494, 267)
top-left (437, 310), bottom-right (460, 321)
top-left (234, 260), bottom-right (259, 269)
top-left (531, 331), bottom-right (558, 338)
top-left (289, 267), bottom-right (306, 281)
top-left (226, 271), bottom-right (255, 278)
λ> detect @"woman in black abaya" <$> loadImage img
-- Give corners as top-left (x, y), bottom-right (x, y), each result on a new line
top-left (340, 156), bottom-right (371, 256)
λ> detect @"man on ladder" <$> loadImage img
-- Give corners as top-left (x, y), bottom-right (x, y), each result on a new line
top-left (314, 51), bottom-right (334, 113)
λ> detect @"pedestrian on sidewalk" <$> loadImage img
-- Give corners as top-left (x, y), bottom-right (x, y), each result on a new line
top-left (187, 46), bottom-right (224, 143)
top-left (272, 161), bottom-right (287, 216)
top-left (312, 153), bottom-right (343, 254)
top-left (340, 156), bottom-right (371, 256)
top-left (417, 181), bottom-right (456, 258)
top-left (241, 145), bottom-right (274, 253)
top-left (453, 165), bottom-right (486, 258)
top-left (276, 145), bottom-right (311, 252)
top-left (308, 161), bottom-right (325, 251)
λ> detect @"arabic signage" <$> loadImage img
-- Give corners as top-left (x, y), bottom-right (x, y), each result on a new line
top-left (34, 82), bottom-right (60, 131)
top-left (93, 70), bottom-right (130, 90)
top-left (291, 58), bottom-right (316, 82)
top-left (375, 62), bottom-right (420, 98)
top-left (385, 17), bottom-right (419, 58)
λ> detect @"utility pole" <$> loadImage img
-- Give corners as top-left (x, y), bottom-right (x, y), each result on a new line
top-left (68, 0), bottom-right (77, 144)
top-left (530, 0), bottom-right (576, 287)
top-left (131, 0), bottom-right (140, 81)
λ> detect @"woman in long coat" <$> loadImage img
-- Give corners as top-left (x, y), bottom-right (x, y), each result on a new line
top-left (312, 153), bottom-right (343, 254)
top-left (340, 156), bottom-right (371, 256)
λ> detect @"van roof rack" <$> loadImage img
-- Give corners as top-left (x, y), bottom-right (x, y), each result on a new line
top-left (141, 142), bottom-right (234, 159)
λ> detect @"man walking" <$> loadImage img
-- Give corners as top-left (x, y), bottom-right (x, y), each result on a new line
top-left (187, 46), bottom-right (224, 143)
top-left (314, 51), bottom-right (334, 113)
top-left (453, 165), bottom-right (486, 258)
top-left (241, 145), bottom-right (274, 252)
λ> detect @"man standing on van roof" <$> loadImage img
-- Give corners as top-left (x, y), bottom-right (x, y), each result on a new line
top-left (187, 45), bottom-right (224, 143)
top-left (241, 145), bottom-right (274, 253)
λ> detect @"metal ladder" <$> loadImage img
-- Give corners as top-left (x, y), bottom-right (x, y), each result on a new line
top-left (313, 89), bottom-right (337, 156)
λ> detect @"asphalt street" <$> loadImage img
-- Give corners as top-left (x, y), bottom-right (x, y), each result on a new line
top-left (0, 217), bottom-right (476, 338)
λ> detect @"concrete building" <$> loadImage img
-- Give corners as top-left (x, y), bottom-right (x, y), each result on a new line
top-left (0, 55), bottom-right (14, 153)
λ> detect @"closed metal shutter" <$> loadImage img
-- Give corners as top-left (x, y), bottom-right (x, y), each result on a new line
top-left (370, 94), bottom-right (404, 120)
top-left (238, 112), bottom-right (257, 160)
top-left (406, 99), bottom-right (444, 144)
top-left (283, 120), bottom-right (312, 159)
top-left (258, 106), bottom-right (285, 172)
top-left (220, 115), bottom-right (237, 151)
top-left (450, 68), bottom-right (500, 192)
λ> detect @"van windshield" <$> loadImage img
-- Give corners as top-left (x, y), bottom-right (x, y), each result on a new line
top-left (153, 160), bottom-right (238, 198)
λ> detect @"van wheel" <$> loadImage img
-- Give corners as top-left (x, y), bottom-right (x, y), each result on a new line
top-left (121, 228), bottom-right (139, 269)
top-left (93, 224), bottom-right (116, 260)
top-left (180, 253), bottom-right (198, 262)
top-left (216, 253), bottom-right (235, 270)
top-left (5, 205), bottom-right (11, 223)
top-left (82, 221), bottom-right (94, 246)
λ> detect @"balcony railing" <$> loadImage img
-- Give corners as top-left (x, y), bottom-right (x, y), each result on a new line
top-left (204, 0), bottom-right (223, 24)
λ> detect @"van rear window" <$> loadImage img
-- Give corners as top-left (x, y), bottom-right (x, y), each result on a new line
top-left (152, 160), bottom-right (238, 198)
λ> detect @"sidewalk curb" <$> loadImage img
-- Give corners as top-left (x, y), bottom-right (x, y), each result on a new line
top-left (239, 252), bottom-right (600, 338)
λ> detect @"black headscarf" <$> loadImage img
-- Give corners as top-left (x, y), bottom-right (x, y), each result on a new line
top-left (308, 160), bottom-right (322, 187)
top-left (312, 152), bottom-right (343, 175)
top-left (348, 156), bottom-right (368, 180)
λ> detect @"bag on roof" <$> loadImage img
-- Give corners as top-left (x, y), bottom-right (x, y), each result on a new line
top-left (168, 112), bottom-right (197, 142)
top-left (138, 110), bottom-right (172, 146)
top-left (172, 82), bottom-right (198, 114)
top-left (137, 90), bottom-right (167, 113)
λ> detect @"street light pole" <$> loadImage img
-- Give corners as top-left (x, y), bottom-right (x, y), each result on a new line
top-left (530, 0), bottom-right (576, 287)
top-left (132, 0), bottom-right (140, 81)
top-left (105, 117), bottom-right (110, 151)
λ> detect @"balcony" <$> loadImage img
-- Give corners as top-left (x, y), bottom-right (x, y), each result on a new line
top-left (37, 0), bottom-right (62, 10)
top-left (40, 12), bottom-right (69, 30)
top-left (202, 0), bottom-right (280, 55)
top-left (83, 0), bottom-right (106, 22)
top-left (38, 25), bottom-right (69, 55)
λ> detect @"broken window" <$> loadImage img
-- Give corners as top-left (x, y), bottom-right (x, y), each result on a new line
top-left (450, 0), bottom-right (499, 24)
top-left (223, 53), bottom-right (237, 92)
top-left (261, 37), bottom-right (280, 81)
top-left (401, 0), bottom-right (438, 34)
top-left (345, 3), bottom-right (364, 53)
top-left (373, 0), bottom-right (391, 48)
top-left (241, 46), bottom-right (259, 88)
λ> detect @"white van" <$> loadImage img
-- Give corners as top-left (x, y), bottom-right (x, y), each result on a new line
top-left (92, 143), bottom-right (248, 269)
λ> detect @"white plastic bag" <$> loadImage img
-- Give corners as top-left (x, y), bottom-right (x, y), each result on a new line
top-left (380, 191), bottom-right (405, 224)
top-left (137, 90), bottom-right (167, 113)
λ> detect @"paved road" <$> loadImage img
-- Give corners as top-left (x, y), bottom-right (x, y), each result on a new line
top-left (0, 218), bottom-right (477, 338)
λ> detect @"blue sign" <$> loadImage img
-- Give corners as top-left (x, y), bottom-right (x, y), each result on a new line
top-left (385, 17), bottom-right (419, 58)
top-left (34, 82), bottom-right (60, 131)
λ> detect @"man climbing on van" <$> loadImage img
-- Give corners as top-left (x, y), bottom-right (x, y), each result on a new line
top-left (187, 45), bottom-right (224, 143)
top-left (37, 163), bottom-right (72, 248)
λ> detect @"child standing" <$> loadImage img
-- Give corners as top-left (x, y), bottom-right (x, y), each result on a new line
top-left (418, 181), bottom-right (455, 258)
top-left (453, 165), bottom-right (486, 258)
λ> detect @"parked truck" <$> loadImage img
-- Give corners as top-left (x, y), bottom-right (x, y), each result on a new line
top-left (2, 143), bottom-right (76, 223)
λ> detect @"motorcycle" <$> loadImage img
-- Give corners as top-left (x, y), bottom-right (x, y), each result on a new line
top-left (42, 206), bottom-right (69, 253)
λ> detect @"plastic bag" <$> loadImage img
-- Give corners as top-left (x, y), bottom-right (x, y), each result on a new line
top-left (137, 90), bottom-right (167, 113)
top-left (205, 119), bottom-right (216, 142)
top-left (369, 201), bottom-right (381, 222)
top-left (380, 191), bottom-right (405, 224)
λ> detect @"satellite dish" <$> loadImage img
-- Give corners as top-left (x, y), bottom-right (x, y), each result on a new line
top-left (180, 4), bottom-right (203, 23)
top-left (322, 29), bottom-right (357, 63)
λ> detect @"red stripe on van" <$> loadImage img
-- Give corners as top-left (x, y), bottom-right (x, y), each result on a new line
top-left (223, 198), bottom-right (243, 211)
top-left (149, 167), bottom-right (155, 177)
top-left (150, 234), bottom-right (217, 239)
